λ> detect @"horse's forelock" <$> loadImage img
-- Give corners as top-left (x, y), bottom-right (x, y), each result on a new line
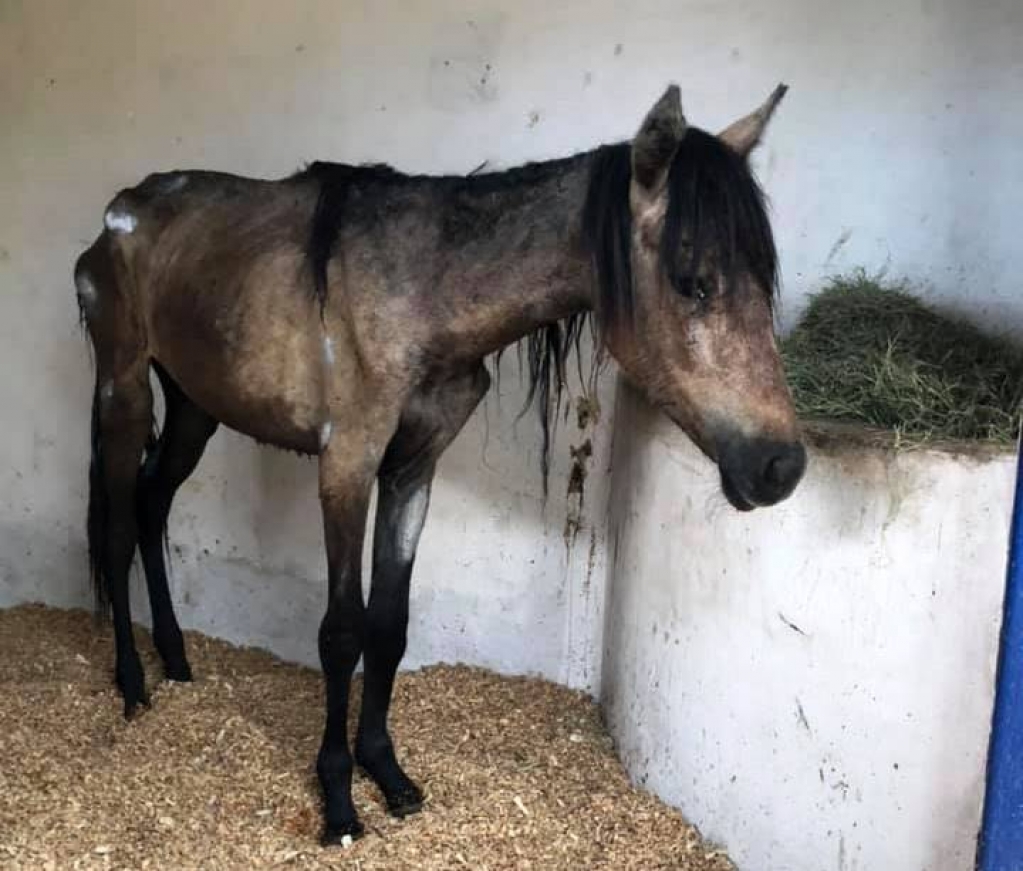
top-left (581, 130), bottom-right (779, 334)
top-left (661, 128), bottom-right (779, 305)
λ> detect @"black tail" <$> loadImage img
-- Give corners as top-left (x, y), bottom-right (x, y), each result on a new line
top-left (86, 375), bottom-right (160, 617)
top-left (87, 381), bottom-right (110, 615)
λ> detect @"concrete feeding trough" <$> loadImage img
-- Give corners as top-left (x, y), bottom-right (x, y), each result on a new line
top-left (601, 383), bottom-right (1015, 871)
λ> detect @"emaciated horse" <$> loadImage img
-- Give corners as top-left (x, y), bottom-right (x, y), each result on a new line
top-left (74, 83), bottom-right (806, 843)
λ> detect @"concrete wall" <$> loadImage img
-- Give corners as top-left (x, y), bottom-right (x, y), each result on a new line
top-left (602, 383), bottom-right (1015, 871)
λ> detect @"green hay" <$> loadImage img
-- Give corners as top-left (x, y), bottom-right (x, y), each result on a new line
top-left (781, 272), bottom-right (1023, 445)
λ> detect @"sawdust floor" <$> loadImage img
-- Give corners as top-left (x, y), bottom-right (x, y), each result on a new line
top-left (0, 605), bottom-right (733, 870)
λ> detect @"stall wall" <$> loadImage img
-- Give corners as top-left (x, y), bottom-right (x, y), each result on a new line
top-left (602, 384), bottom-right (1015, 871)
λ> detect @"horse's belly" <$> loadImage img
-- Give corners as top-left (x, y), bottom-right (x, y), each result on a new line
top-left (162, 350), bottom-right (324, 454)
top-left (151, 312), bottom-right (326, 455)
top-left (146, 246), bottom-right (331, 454)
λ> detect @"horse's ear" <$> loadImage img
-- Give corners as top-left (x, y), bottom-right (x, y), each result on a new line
top-left (631, 85), bottom-right (687, 197)
top-left (718, 83), bottom-right (788, 158)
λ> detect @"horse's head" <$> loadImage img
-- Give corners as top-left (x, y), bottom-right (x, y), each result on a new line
top-left (587, 84), bottom-right (804, 510)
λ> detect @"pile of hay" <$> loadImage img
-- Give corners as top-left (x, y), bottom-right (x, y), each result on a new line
top-left (782, 273), bottom-right (1023, 445)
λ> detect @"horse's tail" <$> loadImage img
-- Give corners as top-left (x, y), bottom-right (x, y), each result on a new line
top-left (76, 240), bottom-right (113, 616)
top-left (76, 236), bottom-right (159, 616)
top-left (86, 371), bottom-right (111, 614)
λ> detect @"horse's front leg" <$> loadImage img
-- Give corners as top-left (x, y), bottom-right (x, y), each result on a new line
top-left (354, 463), bottom-right (434, 816)
top-left (355, 366), bottom-right (490, 817)
top-left (316, 418), bottom-right (394, 844)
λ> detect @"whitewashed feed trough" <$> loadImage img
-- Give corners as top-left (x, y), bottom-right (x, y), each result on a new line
top-left (601, 381), bottom-right (1014, 871)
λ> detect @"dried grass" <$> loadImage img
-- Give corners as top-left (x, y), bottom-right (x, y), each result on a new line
top-left (782, 272), bottom-right (1023, 446)
top-left (0, 605), bottom-right (733, 871)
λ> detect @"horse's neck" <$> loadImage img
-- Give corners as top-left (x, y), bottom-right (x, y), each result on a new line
top-left (428, 155), bottom-right (596, 359)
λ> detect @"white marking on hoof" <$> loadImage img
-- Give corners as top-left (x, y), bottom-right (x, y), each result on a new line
top-left (395, 483), bottom-right (430, 563)
top-left (104, 208), bottom-right (137, 234)
top-left (75, 273), bottom-right (97, 307)
top-left (100, 380), bottom-right (115, 402)
top-left (319, 420), bottom-right (333, 450)
top-left (323, 335), bottom-right (335, 366)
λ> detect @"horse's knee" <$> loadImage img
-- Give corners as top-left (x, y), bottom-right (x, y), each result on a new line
top-left (318, 601), bottom-right (365, 672)
top-left (136, 463), bottom-right (171, 526)
top-left (365, 600), bottom-right (408, 660)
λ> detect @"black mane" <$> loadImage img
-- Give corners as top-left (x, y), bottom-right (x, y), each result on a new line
top-left (298, 161), bottom-right (397, 311)
top-left (298, 156), bottom-right (592, 312)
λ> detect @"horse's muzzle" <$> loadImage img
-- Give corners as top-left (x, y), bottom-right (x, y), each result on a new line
top-left (717, 436), bottom-right (807, 511)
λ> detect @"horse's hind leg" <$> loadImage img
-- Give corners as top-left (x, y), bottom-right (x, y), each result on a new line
top-left (99, 381), bottom-right (153, 717)
top-left (88, 374), bottom-right (153, 710)
top-left (136, 363), bottom-right (218, 681)
top-left (95, 373), bottom-right (153, 717)
top-left (355, 366), bottom-right (490, 817)
top-left (78, 239), bottom-right (154, 717)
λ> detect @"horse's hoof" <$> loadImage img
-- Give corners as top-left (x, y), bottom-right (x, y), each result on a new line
top-left (385, 783), bottom-right (424, 818)
top-left (116, 659), bottom-right (148, 719)
top-left (122, 692), bottom-right (150, 720)
top-left (163, 659), bottom-right (193, 683)
top-left (321, 818), bottom-right (364, 847)
top-left (155, 632), bottom-right (191, 682)
top-left (354, 745), bottom-right (424, 818)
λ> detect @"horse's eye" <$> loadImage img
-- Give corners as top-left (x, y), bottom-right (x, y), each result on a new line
top-left (672, 272), bottom-right (712, 303)
top-left (671, 272), bottom-right (694, 296)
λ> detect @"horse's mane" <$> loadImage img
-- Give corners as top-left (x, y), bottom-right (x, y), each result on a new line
top-left (298, 161), bottom-right (395, 311)
top-left (297, 129), bottom-right (778, 494)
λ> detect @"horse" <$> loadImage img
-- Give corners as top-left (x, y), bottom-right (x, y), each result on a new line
top-left (74, 82), bottom-right (806, 843)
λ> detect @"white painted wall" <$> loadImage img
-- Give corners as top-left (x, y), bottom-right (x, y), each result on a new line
top-left (602, 383), bottom-right (1015, 871)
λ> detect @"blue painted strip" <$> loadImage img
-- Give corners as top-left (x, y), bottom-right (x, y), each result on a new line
top-left (978, 440), bottom-right (1023, 870)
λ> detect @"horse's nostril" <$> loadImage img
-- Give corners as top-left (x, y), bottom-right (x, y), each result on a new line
top-left (763, 443), bottom-right (807, 492)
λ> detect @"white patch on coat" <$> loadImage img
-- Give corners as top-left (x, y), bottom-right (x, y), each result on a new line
top-left (686, 320), bottom-right (717, 367)
top-left (394, 483), bottom-right (430, 563)
top-left (75, 273), bottom-right (97, 308)
top-left (100, 380), bottom-right (115, 403)
top-left (164, 173), bottom-right (187, 192)
top-left (322, 335), bottom-right (335, 366)
top-left (104, 208), bottom-right (137, 234)
top-left (319, 420), bottom-right (333, 450)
